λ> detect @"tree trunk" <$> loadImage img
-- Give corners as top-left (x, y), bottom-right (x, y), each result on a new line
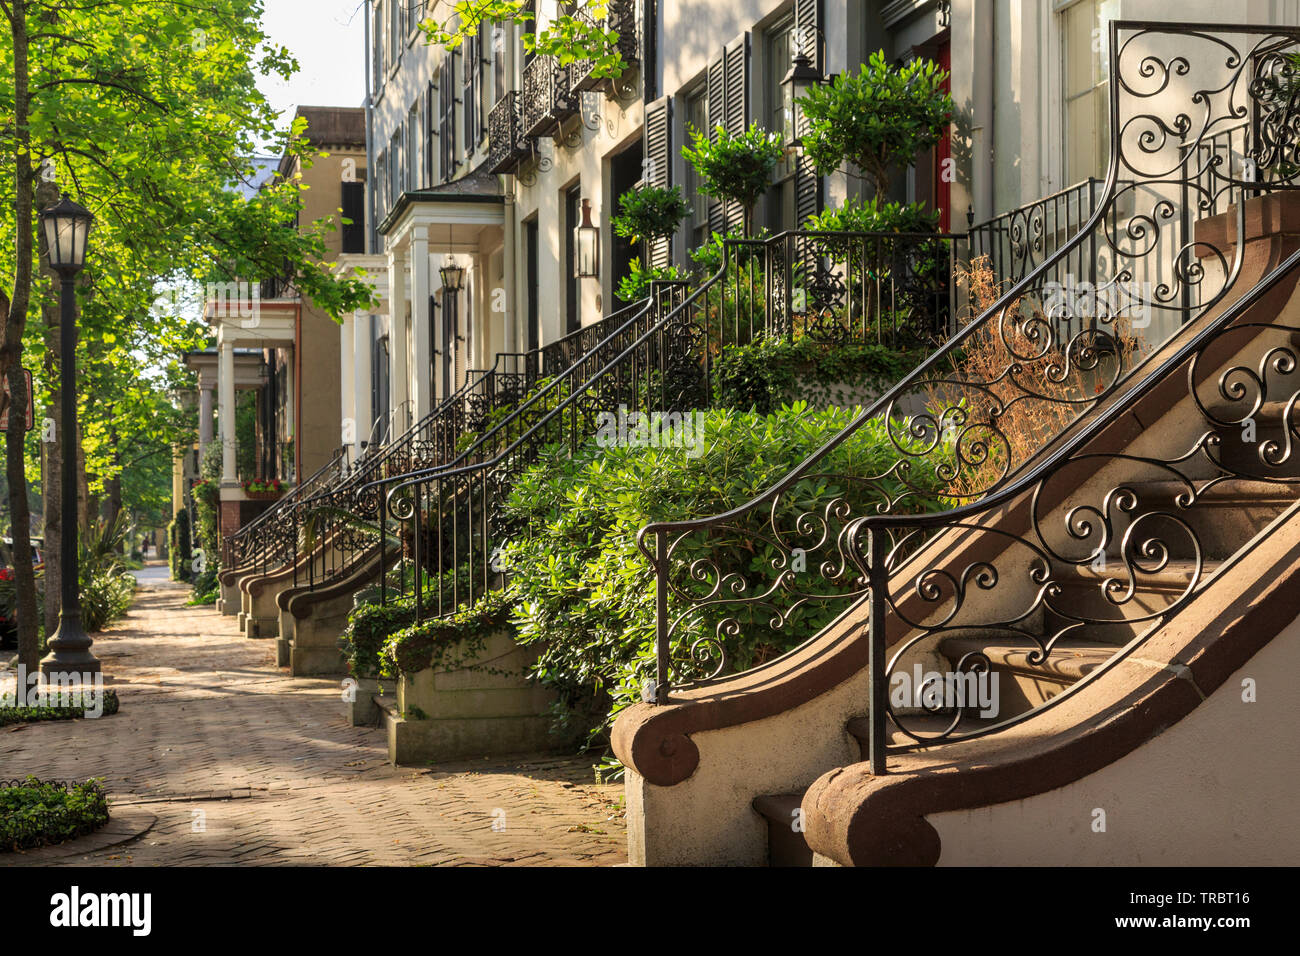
top-left (3, 0), bottom-right (41, 676)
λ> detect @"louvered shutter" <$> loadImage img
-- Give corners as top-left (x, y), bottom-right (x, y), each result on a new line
top-left (704, 35), bottom-right (750, 236)
top-left (439, 51), bottom-right (456, 181)
top-left (425, 83), bottom-right (435, 187)
top-left (463, 30), bottom-right (480, 158)
top-left (643, 96), bottom-right (672, 269)
top-left (793, 0), bottom-right (823, 229)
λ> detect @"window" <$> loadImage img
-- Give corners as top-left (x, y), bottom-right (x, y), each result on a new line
top-left (387, 130), bottom-right (401, 208)
top-left (463, 28), bottom-right (481, 158)
top-left (492, 23), bottom-right (506, 102)
top-left (683, 89), bottom-right (710, 249)
top-left (342, 178), bottom-right (365, 253)
top-left (406, 104), bottom-right (419, 190)
top-left (372, 2), bottom-right (385, 90)
top-left (1062, 0), bottom-right (1118, 184)
top-left (438, 56), bottom-right (457, 181)
top-left (764, 19), bottom-right (796, 234)
top-left (389, 0), bottom-right (399, 71)
top-left (565, 185), bottom-right (581, 334)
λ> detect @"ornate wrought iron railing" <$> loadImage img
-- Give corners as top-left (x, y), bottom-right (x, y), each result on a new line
top-left (637, 21), bottom-right (1300, 707)
top-left (521, 55), bottom-right (579, 138)
top-left (220, 447), bottom-right (347, 572)
top-left (287, 294), bottom-right (674, 595)
top-left (488, 91), bottom-right (529, 175)
top-left (375, 227), bottom-right (966, 623)
top-left (378, 284), bottom-right (689, 617)
top-left (568, 0), bottom-right (641, 93)
top-left (968, 178), bottom-right (1108, 287)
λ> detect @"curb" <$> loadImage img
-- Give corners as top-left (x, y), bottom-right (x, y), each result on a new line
top-left (0, 807), bottom-right (158, 864)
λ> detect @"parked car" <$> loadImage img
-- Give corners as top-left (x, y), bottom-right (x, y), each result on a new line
top-left (0, 537), bottom-right (43, 650)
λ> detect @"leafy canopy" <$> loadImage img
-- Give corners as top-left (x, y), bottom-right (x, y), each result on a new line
top-left (798, 50), bottom-right (952, 195)
top-left (681, 123), bottom-right (784, 232)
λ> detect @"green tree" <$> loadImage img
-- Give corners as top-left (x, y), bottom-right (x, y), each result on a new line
top-left (681, 123), bottom-right (784, 237)
top-left (797, 50), bottom-right (952, 198)
top-left (1, 0), bottom-right (376, 673)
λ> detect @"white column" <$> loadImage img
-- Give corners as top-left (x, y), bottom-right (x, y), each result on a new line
top-left (339, 313), bottom-right (355, 453)
top-left (198, 382), bottom-right (215, 466)
top-left (219, 339), bottom-right (237, 485)
top-left (388, 246), bottom-right (409, 438)
top-left (353, 310), bottom-right (372, 456)
top-left (410, 226), bottom-right (432, 421)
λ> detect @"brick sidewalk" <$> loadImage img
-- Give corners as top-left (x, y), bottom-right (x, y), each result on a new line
top-left (0, 571), bottom-right (626, 866)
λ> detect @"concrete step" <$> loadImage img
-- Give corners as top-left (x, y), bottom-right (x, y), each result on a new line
top-left (752, 793), bottom-right (812, 867)
top-left (935, 635), bottom-right (1118, 721)
top-left (1045, 560), bottom-right (1220, 638)
top-left (1204, 401), bottom-right (1300, 479)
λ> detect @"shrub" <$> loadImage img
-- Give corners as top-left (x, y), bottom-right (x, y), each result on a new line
top-left (682, 123), bottom-right (784, 235)
top-left (0, 689), bottom-right (120, 726)
top-left (503, 402), bottom-right (949, 746)
top-left (611, 184), bottom-right (692, 246)
top-left (0, 778), bottom-right (110, 852)
top-left (341, 598), bottom-right (418, 679)
top-left (80, 571), bottom-right (135, 633)
top-left (168, 509), bottom-right (191, 582)
top-left (614, 257), bottom-right (688, 304)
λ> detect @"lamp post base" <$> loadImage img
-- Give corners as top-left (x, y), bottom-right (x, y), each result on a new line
top-left (40, 612), bottom-right (100, 679)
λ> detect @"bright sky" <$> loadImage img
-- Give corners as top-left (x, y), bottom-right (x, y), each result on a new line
top-left (257, 0), bottom-right (369, 141)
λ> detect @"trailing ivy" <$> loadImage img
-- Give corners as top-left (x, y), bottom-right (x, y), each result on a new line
top-left (340, 599), bottom-right (416, 679)
top-left (382, 588), bottom-right (513, 677)
top-left (712, 335), bottom-right (926, 415)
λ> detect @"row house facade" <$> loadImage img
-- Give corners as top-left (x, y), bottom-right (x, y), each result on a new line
top-left (338, 0), bottom-right (1300, 451)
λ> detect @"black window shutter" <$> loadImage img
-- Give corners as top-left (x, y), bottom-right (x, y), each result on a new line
top-left (463, 32), bottom-right (478, 157)
top-left (705, 49), bottom-right (726, 236)
top-left (425, 83), bottom-right (435, 187)
top-left (643, 96), bottom-right (672, 269)
top-left (722, 33), bottom-right (750, 234)
top-left (341, 180), bottom-right (365, 253)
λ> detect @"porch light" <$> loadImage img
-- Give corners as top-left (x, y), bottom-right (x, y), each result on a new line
top-left (782, 43), bottom-right (823, 147)
top-left (40, 193), bottom-right (94, 276)
top-left (439, 256), bottom-right (465, 293)
top-left (575, 199), bottom-right (600, 278)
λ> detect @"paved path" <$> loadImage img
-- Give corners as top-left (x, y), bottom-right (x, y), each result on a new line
top-left (1, 570), bottom-right (626, 866)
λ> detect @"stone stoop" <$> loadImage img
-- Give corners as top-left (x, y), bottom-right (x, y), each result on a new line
top-left (381, 628), bottom-right (573, 765)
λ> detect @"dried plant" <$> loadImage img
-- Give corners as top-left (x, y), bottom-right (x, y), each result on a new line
top-left (925, 256), bottom-right (1141, 501)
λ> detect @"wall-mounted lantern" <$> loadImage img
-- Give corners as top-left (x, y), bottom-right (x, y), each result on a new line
top-left (575, 198), bottom-right (600, 278)
top-left (782, 33), bottom-right (824, 147)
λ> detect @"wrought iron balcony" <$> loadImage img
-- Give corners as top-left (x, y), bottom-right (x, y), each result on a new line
top-left (569, 0), bottom-right (641, 93)
top-left (520, 55), bottom-right (579, 138)
top-left (487, 91), bottom-right (529, 175)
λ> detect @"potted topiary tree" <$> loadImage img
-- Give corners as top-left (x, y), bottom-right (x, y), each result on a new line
top-left (610, 183), bottom-right (692, 302)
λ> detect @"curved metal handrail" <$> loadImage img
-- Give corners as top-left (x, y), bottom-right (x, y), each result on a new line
top-left (636, 20), bottom-right (1300, 700)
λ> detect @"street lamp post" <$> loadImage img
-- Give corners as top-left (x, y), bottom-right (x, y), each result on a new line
top-left (39, 193), bottom-right (98, 680)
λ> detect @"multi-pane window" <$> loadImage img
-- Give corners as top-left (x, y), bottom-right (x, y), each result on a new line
top-left (372, 2), bottom-right (385, 89)
top-left (492, 23), bottom-right (506, 103)
top-left (683, 90), bottom-right (710, 249)
top-left (764, 18), bottom-right (796, 233)
top-left (406, 104), bottom-right (419, 190)
top-left (1063, 0), bottom-right (1118, 184)
top-left (463, 29), bottom-right (480, 158)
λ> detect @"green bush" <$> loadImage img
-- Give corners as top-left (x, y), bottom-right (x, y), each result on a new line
top-left (682, 123), bottom-right (784, 235)
top-left (341, 598), bottom-right (418, 679)
top-left (80, 571), bottom-right (135, 633)
top-left (614, 257), bottom-right (688, 304)
top-left (168, 509), bottom-right (191, 582)
top-left (0, 689), bottom-right (120, 726)
top-left (0, 777), bottom-right (110, 852)
top-left (502, 402), bottom-right (949, 746)
top-left (611, 184), bottom-right (692, 246)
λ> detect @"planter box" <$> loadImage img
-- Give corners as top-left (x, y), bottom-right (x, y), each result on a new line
top-left (244, 490), bottom-right (283, 500)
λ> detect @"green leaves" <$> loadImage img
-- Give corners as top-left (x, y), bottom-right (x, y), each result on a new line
top-left (681, 123), bottom-right (785, 233)
top-left (798, 50), bottom-right (952, 195)
top-left (611, 184), bottom-right (692, 245)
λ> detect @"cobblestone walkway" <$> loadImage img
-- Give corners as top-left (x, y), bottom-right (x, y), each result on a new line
top-left (0, 570), bottom-right (626, 866)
